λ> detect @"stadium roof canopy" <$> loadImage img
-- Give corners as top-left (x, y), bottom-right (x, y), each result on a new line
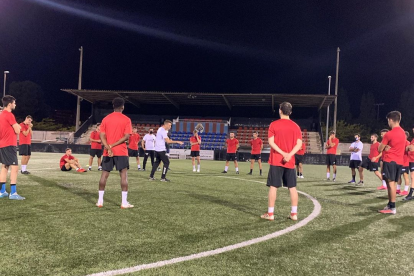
top-left (61, 89), bottom-right (336, 111)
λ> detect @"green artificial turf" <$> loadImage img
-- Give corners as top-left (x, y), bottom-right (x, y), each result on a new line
top-left (1, 153), bottom-right (414, 276)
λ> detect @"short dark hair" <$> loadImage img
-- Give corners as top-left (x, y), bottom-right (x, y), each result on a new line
top-left (2, 95), bottom-right (15, 107)
top-left (65, 148), bottom-right (71, 152)
top-left (405, 131), bottom-right (410, 139)
top-left (164, 120), bottom-right (172, 125)
top-left (112, 97), bottom-right (125, 110)
top-left (354, 133), bottom-right (360, 137)
top-left (279, 102), bottom-right (292, 116)
top-left (386, 111), bottom-right (401, 123)
top-left (26, 115), bottom-right (33, 120)
top-left (253, 131), bottom-right (258, 134)
top-left (329, 131), bottom-right (336, 135)
top-left (371, 133), bottom-right (378, 138)
top-left (380, 129), bottom-right (389, 133)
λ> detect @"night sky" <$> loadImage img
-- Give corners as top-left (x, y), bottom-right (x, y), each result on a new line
top-left (1, 0), bottom-right (414, 118)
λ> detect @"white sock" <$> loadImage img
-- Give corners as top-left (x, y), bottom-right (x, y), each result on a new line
top-left (225, 166), bottom-right (228, 172)
top-left (122, 191), bottom-right (128, 205)
top-left (138, 165), bottom-right (141, 169)
top-left (268, 207), bottom-right (274, 214)
top-left (382, 180), bottom-right (386, 187)
top-left (21, 165), bottom-right (27, 171)
top-left (397, 185), bottom-right (401, 190)
top-left (327, 173), bottom-right (330, 178)
top-left (236, 167), bottom-right (239, 172)
top-left (404, 185), bottom-right (409, 191)
top-left (98, 166), bottom-right (102, 169)
top-left (193, 165), bottom-right (196, 170)
top-left (89, 166), bottom-right (92, 169)
top-left (291, 206), bottom-right (298, 213)
top-left (197, 164), bottom-right (200, 171)
top-left (333, 174), bottom-right (336, 179)
top-left (98, 190), bottom-right (104, 203)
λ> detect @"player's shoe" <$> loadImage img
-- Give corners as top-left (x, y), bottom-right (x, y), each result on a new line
top-left (197, 169), bottom-right (200, 173)
top-left (396, 190), bottom-right (401, 195)
top-left (193, 169), bottom-right (196, 172)
top-left (221, 171), bottom-right (227, 173)
top-left (348, 180), bottom-right (356, 184)
top-left (88, 167), bottom-right (92, 171)
top-left (247, 172), bottom-right (252, 175)
top-left (157, 167), bottom-right (161, 171)
top-left (98, 167), bottom-right (103, 171)
top-left (149, 177), bottom-right (156, 181)
top-left (236, 171), bottom-right (239, 174)
top-left (333, 178), bottom-right (336, 182)
top-left (96, 202), bottom-right (103, 208)
top-left (0, 191), bottom-right (9, 198)
top-left (160, 178), bottom-right (170, 182)
top-left (138, 168), bottom-right (142, 171)
top-left (403, 195), bottom-right (414, 201)
top-left (288, 213), bottom-right (298, 221)
top-left (121, 202), bottom-right (134, 209)
top-left (142, 169), bottom-right (146, 171)
top-left (355, 181), bottom-right (364, 186)
top-left (326, 178), bottom-right (330, 181)
top-left (260, 172), bottom-right (262, 176)
top-left (77, 169), bottom-right (85, 173)
top-left (260, 213), bottom-right (274, 221)
top-left (21, 171), bottom-right (30, 174)
top-left (378, 206), bottom-right (396, 214)
top-left (377, 185), bottom-right (387, 190)
top-left (9, 193), bottom-right (25, 200)
top-left (299, 175), bottom-right (304, 179)
top-left (400, 191), bottom-right (409, 196)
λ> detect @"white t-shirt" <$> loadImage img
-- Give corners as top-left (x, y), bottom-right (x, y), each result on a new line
top-left (143, 134), bottom-right (156, 150)
top-left (155, 127), bottom-right (169, 152)
top-left (350, 141), bottom-right (363, 161)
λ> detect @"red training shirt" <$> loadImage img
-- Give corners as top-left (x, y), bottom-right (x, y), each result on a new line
top-left (250, 138), bottom-right (263, 154)
top-left (404, 140), bottom-right (410, 166)
top-left (60, 154), bottom-right (74, 167)
top-left (296, 142), bottom-right (306, 155)
top-left (368, 141), bottom-right (380, 160)
top-left (408, 139), bottom-right (414, 163)
top-left (128, 133), bottom-right (140, 150)
top-left (100, 112), bottom-right (132, 157)
top-left (226, 138), bottom-right (239, 153)
top-left (381, 126), bottom-right (406, 165)
top-left (268, 119), bottom-right (302, 169)
top-left (90, 131), bottom-right (102, 150)
top-left (326, 138), bottom-right (339, 155)
top-left (190, 135), bottom-right (201, 151)
top-left (0, 110), bottom-right (18, 148)
top-left (19, 123), bottom-right (32, 145)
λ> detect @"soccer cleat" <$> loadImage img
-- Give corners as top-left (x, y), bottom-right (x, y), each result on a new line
top-left (121, 202), bottom-right (134, 209)
top-left (326, 178), bottom-right (330, 181)
top-left (400, 191), bottom-right (409, 196)
top-left (348, 180), bottom-right (356, 184)
top-left (396, 190), bottom-right (401, 195)
top-left (403, 195), bottom-right (414, 201)
top-left (289, 213), bottom-right (298, 221)
top-left (98, 167), bottom-right (103, 171)
top-left (355, 181), bottom-right (364, 186)
top-left (377, 186), bottom-right (387, 190)
top-left (149, 177), bottom-right (156, 181)
top-left (260, 213), bottom-right (274, 221)
top-left (193, 169), bottom-right (196, 172)
top-left (21, 171), bottom-right (30, 175)
top-left (221, 171), bottom-right (228, 173)
top-left (378, 206), bottom-right (396, 214)
top-left (96, 202), bottom-right (103, 208)
top-left (299, 175), bottom-right (304, 179)
top-left (88, 167), bottom-right (92, 171)
top-left (160, 178), bottom-right (170, 182)
top-left (9, 193), bottom-right (25, 200)
top-left (0, 191), bottom-right (9, 198)
top-left (197, 169), bottom-right (200, 173)
top-left (236, 171), bottom-right (239, 174)
top-left (247, 172), bottom-right (252, 175)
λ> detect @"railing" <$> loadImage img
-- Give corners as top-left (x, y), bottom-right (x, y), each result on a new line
top-left (74, 115), bottom-right (93, 140)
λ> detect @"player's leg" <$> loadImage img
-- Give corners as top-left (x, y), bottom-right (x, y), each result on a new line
top-left (88, 155), bottom-right (94, 170)
top-left (258, 159), bottom-right (263, 176)
top-left (9, 165), bottom-right (22, 198)
top-left (261, 165), bottom-right (281, 220)
top-left (149, 152), bottom-right (160, 179)
top-left (97, 156), bottom-right (102, 170)
top-left (160, 152), bottom-right (170, 180)
top-left (404, 170), bottom-right (414, 200)
top-left (401, 171), bottom-right (410, 195)
top-left (0, 164), bottom-right (8, 197)
top-left (196, 156), bottom-right (201, 172)
top-left (326, 155), bottom-right (331, 180)
top-left (143, 150), bottom-right (149, 170)
top-left (97, 170), bottom-right (110, 207)
top-left (248, 159), bottom-right (254, 175)
top-left (222, 156), bottom-right (230, 173)
top-left (150, 150), bottom-right (155, 167)
top-left (192, 156), bottom-right (196, 172)
top-left (234, 160), bottom-right (239, 174)
top-left (358, 166), bottom-right (364, 183)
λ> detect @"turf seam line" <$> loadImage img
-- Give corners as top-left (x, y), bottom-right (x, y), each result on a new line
top-left (86, 177), bottom-right (321, 276)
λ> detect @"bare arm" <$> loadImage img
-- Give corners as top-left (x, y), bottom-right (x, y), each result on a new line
top-left (378, 143), bottom-right (386, 153)
top-left (110, 134), bottom-right (130, 148)
top-left (12, 123), bottom-right (21, 134)
top-left (165, 137), bottom-right (183, 145)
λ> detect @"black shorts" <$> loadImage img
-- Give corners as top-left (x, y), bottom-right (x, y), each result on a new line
top-left (410, 162), bottom-right (414, 172)
top-left (349, 160), bottom-right (362, 169)
top-left (61, 165), bottom-right (72, 171)
top-left (382, 161), bottom-right (402, 182)
top-left (401, 166), bottom-right (409, 174)
top-left (267, 165), bottom-right (297, 188)
top-left (0, 146), bottom-right (18, 166)
top-left (361, 157), bottom-right (379, 172)
top-left (251, 154), bottom-right (261, 161)
top-left (191, 151), bottom-right (200, 157)
top-left (128, 148), bottom-right (139, 157)
top-left (19, 144), bottom-right (31, 156)
top-left (326, 154), bottom-right (337, 166)
top-left (226, 153), bottom-right (237, 161)
top-left (90, 148), bottom-right (103, 158)
top-left (101, 156), bottom-right (129, 172)
top-left (295, 154), bottom-right (304, 165)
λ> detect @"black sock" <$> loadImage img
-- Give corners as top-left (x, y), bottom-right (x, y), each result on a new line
top-left (389, 202), bottom-right (396, 209)
top-left (300, 173), bottom-right (303, 176)
top-left (352, 175), bottom-right (355, 181)
top-left (260, 169), bottom-right (262, 174)
top-left (409, 188), bottom-right (414, 196)
top-left (250, 169), bottom-right (253, 173)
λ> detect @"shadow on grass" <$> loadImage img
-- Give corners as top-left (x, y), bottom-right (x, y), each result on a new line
top-left (384, 216), bottom-right (414, 239)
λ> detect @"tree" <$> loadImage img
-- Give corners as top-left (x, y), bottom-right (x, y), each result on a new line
top-left (8, 81), bottom-right (50, 120)
top-left (358, 92), bottom-right (376, 127)
top-left (337, 88), bottom-right (352, 122)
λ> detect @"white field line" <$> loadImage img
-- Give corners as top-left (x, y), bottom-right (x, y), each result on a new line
top-left (86, 177), bottom-right (322, 276)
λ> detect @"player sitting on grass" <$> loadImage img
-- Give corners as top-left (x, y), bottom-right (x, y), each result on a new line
top-left (60, 148), bottom-right (86, 173)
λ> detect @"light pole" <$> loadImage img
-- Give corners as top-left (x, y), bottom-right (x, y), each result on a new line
top-left (326, 76), bottom-right (332, 145)
top-left (374, 103), bottom-right (384, 121)
top-left (3, 71), bottom-right (9, 97)
top-left (333, 47), bottom-right (340, 132)
top-left (75, 46), bottom-right (83, 131)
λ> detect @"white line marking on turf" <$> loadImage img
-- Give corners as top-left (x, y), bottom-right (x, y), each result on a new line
top-left (87, 177), bottom-right (321, 276)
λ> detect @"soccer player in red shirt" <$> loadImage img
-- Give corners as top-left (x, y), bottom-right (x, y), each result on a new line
top-left (190, 130), bottom-right (201, 172)
top-left (397, 131), bottom-right (410, 196)
top-left (378, 111), bottom-right (406, 214)
top-left (377, 129), bottom-right (389, 190)
top-left (404, 125), bottom-right (414, 200)
top-left (97, 97), bottom-right (133, 209)
top-left (247, 131), bottom-right (263, 176)
top-left (88, 124), bottom-right (103, 171)
top-left (0, 96), bottom-right (24, 200)
top-left (128, 126), bottom-right (141, 170)
top-left (60, 148), bottom-right (85, 172)
top-left (325, 131), bottom-right (339, 181)
top-left (261, 102), bottom-right (302, 221)
top-left (19, 115), bottom-right (33, 174)
top-left (295, 140), bottom-right (306, 178)
top-left (361, 134), bottom-right (383, 186)
top-left (222, 132), bottom-right (239, 174)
